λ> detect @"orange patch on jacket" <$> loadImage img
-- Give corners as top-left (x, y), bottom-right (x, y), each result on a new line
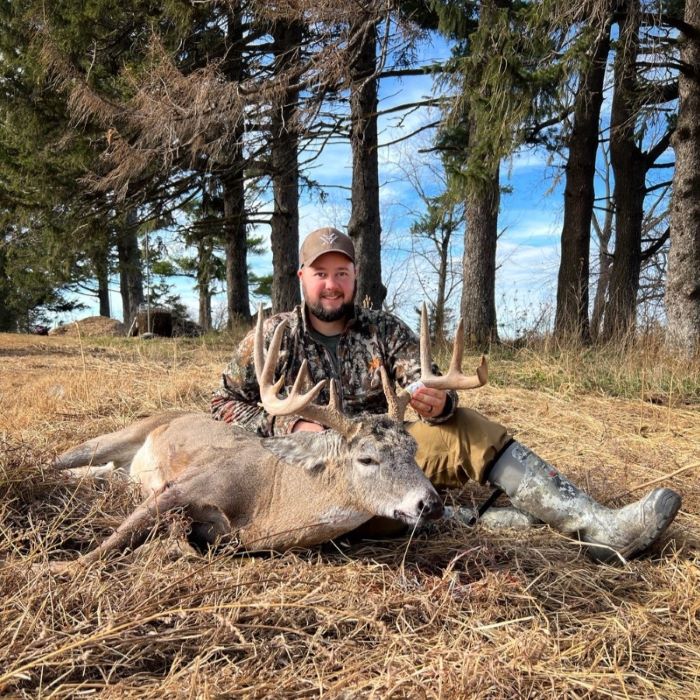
top-left (368, 357), bottom-right (382, 373)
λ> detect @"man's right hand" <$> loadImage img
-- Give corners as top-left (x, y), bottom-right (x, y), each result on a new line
top-left (291, 420), bottom-right (325, 433)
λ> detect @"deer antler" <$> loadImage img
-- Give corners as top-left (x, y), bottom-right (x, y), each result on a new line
top-left (254, 306), bottom-right (360, 439)
top-left (380, 366), bottom-right (412, 423)
top-left (418, 302), bottom-right (488, 391)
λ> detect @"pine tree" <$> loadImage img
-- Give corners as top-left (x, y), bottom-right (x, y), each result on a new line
top-left (0, 0), bottom-right (113, 327)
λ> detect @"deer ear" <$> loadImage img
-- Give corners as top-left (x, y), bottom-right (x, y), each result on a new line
top-left (261, 434), bottom-right (328, 474)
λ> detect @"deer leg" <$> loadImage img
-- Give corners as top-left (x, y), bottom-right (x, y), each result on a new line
top-left (53, 413), bottom-right (182, 471)
top-left (51, 483), bottom-right (185, 574)
top-left (64, 462), bottom-right (123, 482)
top-left (187, 504), bottom-right (233, 547)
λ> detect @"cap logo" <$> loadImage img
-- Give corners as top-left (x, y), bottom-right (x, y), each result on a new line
top-left (319, 230), bottom-right (339, 246)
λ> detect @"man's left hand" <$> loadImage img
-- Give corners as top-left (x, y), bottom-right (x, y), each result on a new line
top-left (410, 386), bottom-right (447, 419)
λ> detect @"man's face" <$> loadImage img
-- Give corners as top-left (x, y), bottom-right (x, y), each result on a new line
top-left (298, 252), bottom-right (356, 322)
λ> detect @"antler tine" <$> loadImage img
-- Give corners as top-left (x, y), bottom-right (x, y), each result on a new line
top-left (448, 317), bottom-right (465, 375)
top-left (254, 305), bottom-right (289, 403)
top-left (419, 302), bottom-right (488, 391)
top-left (254, 305), bottom-right (326, 416)
top-left (253, 304), bottom-right (268, 382)
top-left (419, 302), bottom-right (437, 381)
top-left (380, 365), bottom-right (412, 423)
top-left (294, 379), bottom-right (360, 439)
top-left (253, 305), bottom-right (360, 438)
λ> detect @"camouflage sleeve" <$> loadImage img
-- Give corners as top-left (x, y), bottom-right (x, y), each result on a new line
top-left (382, 314), bottom-right (458, 425)
top-left (210, 320), bottom-right (300, 437)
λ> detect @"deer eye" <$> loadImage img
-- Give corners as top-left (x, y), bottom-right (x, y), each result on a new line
top-left (358, 457), bottom-right (377, 466)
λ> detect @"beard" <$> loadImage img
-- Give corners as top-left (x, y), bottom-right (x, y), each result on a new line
top-left (303, 278), bottom-right (357, 323)
top-left (307, 300), bottom-right (354, 323)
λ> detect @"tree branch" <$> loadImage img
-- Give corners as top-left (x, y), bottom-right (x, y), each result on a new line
top-left (641, 227), bottom-right (670, 262)
top-left (645, 127), bottom-right (675, 168)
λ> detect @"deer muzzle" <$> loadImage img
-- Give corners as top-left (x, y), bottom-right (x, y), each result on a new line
top-left (392, 487), bottom-right (444, 524)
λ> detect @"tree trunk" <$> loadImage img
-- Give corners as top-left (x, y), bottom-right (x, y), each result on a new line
top-left (0, 243), bottom-right (13, 331)
top-left (433, 226), bottom-right (451, 346)
top-left (590, 148), bottom-right (614, 343)
top-left (95, 265), bottom-right (112, 318)
top-left (221, 6), bottom-right (250, 327)
top-left (590, 247), bottom-right (613, 343)
top-left (116, 208), bottom-right (144, 327)
top-left (93, 244), bottom-right (111, 318)
top-left (198, 292), bottom-right (212, 331)
top-left (347, 17), bottom-right (386, 309)
top-left (602, 0), bottom-right (645, 342)
top-left (96, 267), bottom-right (110, 318)
top-left (666, 0), bottom-right (700, 353)
top-left (461, 159), bottom-right (499, 350)
top-left (270, 20), bottom-right (302, 313)
top-left (196, 181), bottom-right (215, 332)
top-left (223, 165), bottom-right (250, 326)
top-left (196, 237), bottom-right (213, 332)
top-left (198, 286), bottom-right (212, 331)
top-left (554, 23), bottom-right (611, 343)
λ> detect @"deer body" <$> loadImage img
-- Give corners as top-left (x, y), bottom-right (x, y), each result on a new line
top-left (52, 303), bottom-right (484, 569)
top-left (131, 413), bottom-right (435, 550)
top-left (54, 411), bottom-right (442, 563)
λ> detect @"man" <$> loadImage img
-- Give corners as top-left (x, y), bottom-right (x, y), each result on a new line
top-left (212, 227), bottom-right (681, 563)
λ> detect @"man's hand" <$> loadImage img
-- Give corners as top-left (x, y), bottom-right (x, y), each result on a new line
top-left (410, 386), bottom-right (447, 419)
top-left (291, 420), bottom-right (325, 433)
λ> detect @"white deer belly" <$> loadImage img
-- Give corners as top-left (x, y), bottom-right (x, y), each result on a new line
top-left (129, 438), bottom-right (168, 496)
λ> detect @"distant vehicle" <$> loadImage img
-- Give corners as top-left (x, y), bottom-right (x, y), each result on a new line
top-left (29, 325), bottom-right (50, 336)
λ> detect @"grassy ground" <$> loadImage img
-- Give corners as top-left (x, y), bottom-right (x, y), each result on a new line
top-left (0, 330), bottom-right (698, 698)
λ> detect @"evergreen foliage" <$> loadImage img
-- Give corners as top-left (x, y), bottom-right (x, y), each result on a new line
top-left (0, 0), bottom-right (695, 348)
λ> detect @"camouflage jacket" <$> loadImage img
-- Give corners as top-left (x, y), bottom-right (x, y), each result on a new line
top-left (211, 304), bottom-right (458, 436)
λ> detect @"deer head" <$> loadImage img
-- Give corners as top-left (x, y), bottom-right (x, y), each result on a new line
top-left (253, 306), bottom-right (444, 524)
top-left (252, 304), bottom-right (488, 525)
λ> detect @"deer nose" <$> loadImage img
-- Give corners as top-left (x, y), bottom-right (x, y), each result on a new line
top-left (419, 495), bottom-right (444, 520)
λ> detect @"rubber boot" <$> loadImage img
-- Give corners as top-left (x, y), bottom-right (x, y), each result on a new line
top-left (445, 505), bottom-right (539, 530)
top-left (486, 441), bottom-right (681, 563)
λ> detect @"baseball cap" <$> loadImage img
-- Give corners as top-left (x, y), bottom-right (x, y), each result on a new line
top-left (299, 227), bottom-right (355, 267)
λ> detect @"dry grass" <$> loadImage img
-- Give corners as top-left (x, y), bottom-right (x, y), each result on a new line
top-left (0, 331), bottom-right (698, 698)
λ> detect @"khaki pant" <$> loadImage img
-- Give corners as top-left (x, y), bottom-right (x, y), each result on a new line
top-left (407, 407), bottom-right (511, 487)
top-left (349, 408), bottom-right (511, 538)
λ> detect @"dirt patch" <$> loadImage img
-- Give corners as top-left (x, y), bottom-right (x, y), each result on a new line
top-left (49, 316), bottom-right (126, 337)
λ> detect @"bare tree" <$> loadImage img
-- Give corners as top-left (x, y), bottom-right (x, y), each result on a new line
top-left (666, 0), bottom-right (700, 354)
top-left (392, 147), bottom-right (464, 344)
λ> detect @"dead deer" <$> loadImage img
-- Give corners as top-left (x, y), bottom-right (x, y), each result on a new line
top-left (52, 304), bottom-right (487, 569)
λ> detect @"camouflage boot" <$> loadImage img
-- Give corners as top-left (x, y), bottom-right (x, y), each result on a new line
top-left (445, 505), bottom-right (539, 530)
top-left (486, 441), bottom-right (681, 563)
